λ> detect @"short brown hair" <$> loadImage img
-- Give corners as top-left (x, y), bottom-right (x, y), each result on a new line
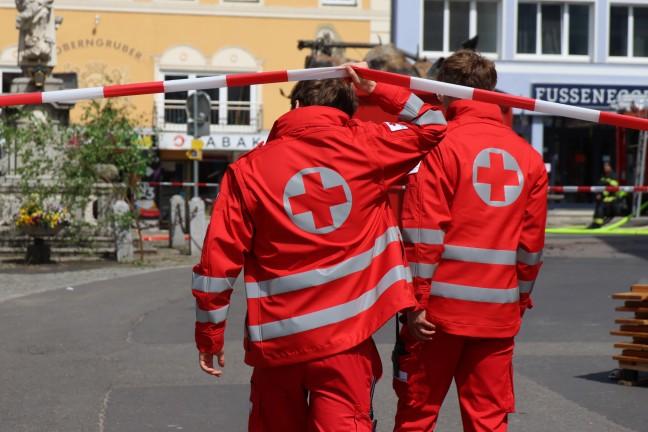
top-left (436, 50), bottom-right (497, 91)
top-left (290, 78), bottom-right (359, 118)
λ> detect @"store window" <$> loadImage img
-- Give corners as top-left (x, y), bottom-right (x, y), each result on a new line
top-left (609, 5), bottom-right (648, 58)
top-left (422, 0), bottom-right (499, 54)
top-left (517, 2), bottom-right (590, 56)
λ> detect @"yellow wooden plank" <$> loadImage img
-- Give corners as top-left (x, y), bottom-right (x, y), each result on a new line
top-left (610, 330), bottom-right (648, 338)
top-left (614, 355), bottom-right (648, 364)
top-left (613, 292), bottom-right (648, 300)
top-left (617, 360), bottom-right (648, 372)
top-left (621, 324), bottom-right (648, 332)
top-left (622, 350), bottom-right (648, 358)
top-left (615, 318), bottom-right (648, 325)
top-left (614, 342), bottom-right (648, 350)
top-left (615, 307), bottom-right (648, 314)
top-left (631, 284), bottom-right (648, 293)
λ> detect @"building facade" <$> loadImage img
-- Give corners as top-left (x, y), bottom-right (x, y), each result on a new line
top-left (0, 0), bottom-right (389, 219)
top-left (394, 0), bottom-right (648, 202)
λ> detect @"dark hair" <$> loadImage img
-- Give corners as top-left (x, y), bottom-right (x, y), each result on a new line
top-left (436, 49), bottom-right (497, 91)
top-left (290, 78), bottom-right (359, 117)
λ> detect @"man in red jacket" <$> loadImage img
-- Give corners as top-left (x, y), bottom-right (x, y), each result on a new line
top-left (192, 62), bottom-right (447, 432)
top-left (394, 50), bottom-right (548, 432)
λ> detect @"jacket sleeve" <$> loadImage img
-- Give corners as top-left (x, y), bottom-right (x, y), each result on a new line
top-left (364, 83), bottom-right (447, 187)
top-left (191, 167), bottom-right (253, 354)
top-left (401, 146), bottom-right (455, 310)
top-left (516, 157), bottom-right (548, 316)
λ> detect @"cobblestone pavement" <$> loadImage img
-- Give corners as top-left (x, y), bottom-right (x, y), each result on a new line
top-left (0, 245), bottom-right (197, 303)
top-left (2, 235), bottom-right (647, 304)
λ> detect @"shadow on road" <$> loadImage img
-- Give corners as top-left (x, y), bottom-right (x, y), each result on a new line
top-left (575, 370), bottom-right (620, 385)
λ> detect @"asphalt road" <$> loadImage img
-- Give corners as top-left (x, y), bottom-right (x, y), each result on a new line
top-left (1, 235), bottom-right (647, 431)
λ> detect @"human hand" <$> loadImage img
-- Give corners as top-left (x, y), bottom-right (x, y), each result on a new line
top-left (407, 309), bottom-right (436, 342)
top-left (344, 61), bottom-right (376, 94)
top-left (199, 349), bottom-right (225, 377)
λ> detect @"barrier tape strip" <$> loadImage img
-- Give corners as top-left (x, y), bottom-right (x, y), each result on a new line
top-left (390, 185), bottom-right (647, 193)
top-left (141, 181), bottom-right (220, 187)
top-left (2, 66), bottom-right (648, 131)
top-left (549, 186), bottom-right (648, 193)
top-left (141, 182), bottom-right (646, 192)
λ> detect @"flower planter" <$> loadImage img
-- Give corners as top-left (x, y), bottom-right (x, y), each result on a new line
top-left (17, 225), bottom-right (65, 264)
top-left (18, 224), bottom-right (64, 238)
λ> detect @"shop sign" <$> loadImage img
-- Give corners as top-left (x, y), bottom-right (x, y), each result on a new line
top-left (159, 132), bottom-right (268, 151)
top-left (531, 84), bottom-right (648, 109)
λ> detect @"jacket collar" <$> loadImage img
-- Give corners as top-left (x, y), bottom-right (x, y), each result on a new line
top-left (445, 99), bottom-right (503, 123)
top-left (266, 106), bottom-right (350, 142)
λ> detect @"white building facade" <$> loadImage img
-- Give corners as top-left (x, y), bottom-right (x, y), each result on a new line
top-left (393, 0), bottom-right (648, 201)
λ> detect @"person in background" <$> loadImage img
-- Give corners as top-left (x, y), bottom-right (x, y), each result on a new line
top-left (394, 49), bottom-right (548, 432)
top-left (192, 62), bottom-right (447, 432)
top-left (588, 160), bottom-right (629, 229)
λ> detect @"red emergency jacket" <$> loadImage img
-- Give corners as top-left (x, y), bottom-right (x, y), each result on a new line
top-left (192, 83), bottom-right (447, 367)
top-left (402, 100), bottom-right (548, 338)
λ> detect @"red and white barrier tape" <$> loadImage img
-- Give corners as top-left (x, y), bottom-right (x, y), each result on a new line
top-left (142, 234), bottom-right (188, 241)
top-left (2, 66), bottom-right (648, 131)
top-left (390, 185), bottom-right (647, 193)
top-left (355, 68), bottom-right (648, 131)
top-left (548, 186), bottom-right (648, 193)
top-left (141, 181), bottom-right (647, 192)
top-left (0, 66), bottom-right (347, 107)
top-left (141, 181), bottom-right (220, 187)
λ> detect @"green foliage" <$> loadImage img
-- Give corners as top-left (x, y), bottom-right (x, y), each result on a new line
top-left (1, 99), bottom-right (153, 259)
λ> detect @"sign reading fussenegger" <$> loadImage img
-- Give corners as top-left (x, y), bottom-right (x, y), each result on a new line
top-left (532, 84), bottom-right (648, 109)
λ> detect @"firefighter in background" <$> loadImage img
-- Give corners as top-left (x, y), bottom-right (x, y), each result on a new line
top-left (394, 50), bottom-right (548, 432)
top-left (588, 161), bottom-right (629, 229)
top-left (192, 62), bottom-right (447, 432)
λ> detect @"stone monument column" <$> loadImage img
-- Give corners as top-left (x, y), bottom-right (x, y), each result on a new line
top-left (15, 0), bottom-right (57, 85)
top-left (11, 0), bottom-right (73, 123)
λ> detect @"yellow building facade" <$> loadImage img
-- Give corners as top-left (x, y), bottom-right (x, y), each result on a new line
top-left (0, 0), bottom-right (389, 217)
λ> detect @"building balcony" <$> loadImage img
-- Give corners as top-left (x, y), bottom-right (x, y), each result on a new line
top-left (156, 100), bottom-right (263, 134)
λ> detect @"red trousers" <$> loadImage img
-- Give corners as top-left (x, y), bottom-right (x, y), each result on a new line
top-left (393, 327), bottom-right (515, 432)
top-left (248, 337), bottom-right (382, 432)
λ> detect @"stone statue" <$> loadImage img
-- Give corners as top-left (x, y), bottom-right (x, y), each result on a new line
top-left (15, 0), bottom-right (57, 69)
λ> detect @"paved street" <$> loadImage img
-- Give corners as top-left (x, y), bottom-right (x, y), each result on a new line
top-left (1, 235), bottom-right (647, 431)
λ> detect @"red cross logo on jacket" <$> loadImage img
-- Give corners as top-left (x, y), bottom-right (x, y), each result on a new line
top-left (283, 167), bottom-right (352, 234)
top-left (472, 148), bottom-right (524, 207)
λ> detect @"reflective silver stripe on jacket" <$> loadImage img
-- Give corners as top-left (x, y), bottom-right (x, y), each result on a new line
top-left (246, 226), bottom-right (402, 299)
top-left (516, 247), bottom-right (544, 265)
top-left (409, 262), bottom-right (438, 279)
top-left (410, 110), bottom-right (447, 126)
top-left (519, 279), bottom-right (535, 294)
top-left (442, 245), bottom-right (516, 265)
top-left (399, 94), bottom-right (447, 125)
top-left (196, 304), bottom-right (230, 324)
top-left (431, 282), bottom-right (519, 304)
top-left (404, 265), bottom-right (413, 283)
top-left (402, 228), bottom-right (445, 245)
top-left (247, 265), bottom-right (409, 342)
top-left (192, 273), bottom-right (236, 293)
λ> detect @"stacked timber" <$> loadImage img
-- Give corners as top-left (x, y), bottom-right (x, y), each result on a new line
top-left (611, 284), bottom-right (648, 385)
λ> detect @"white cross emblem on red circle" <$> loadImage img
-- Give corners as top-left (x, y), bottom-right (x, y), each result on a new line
top-left (472, 148), bottom-right (523, 207)
top-left (283, 167), bottom-right (352, 234)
